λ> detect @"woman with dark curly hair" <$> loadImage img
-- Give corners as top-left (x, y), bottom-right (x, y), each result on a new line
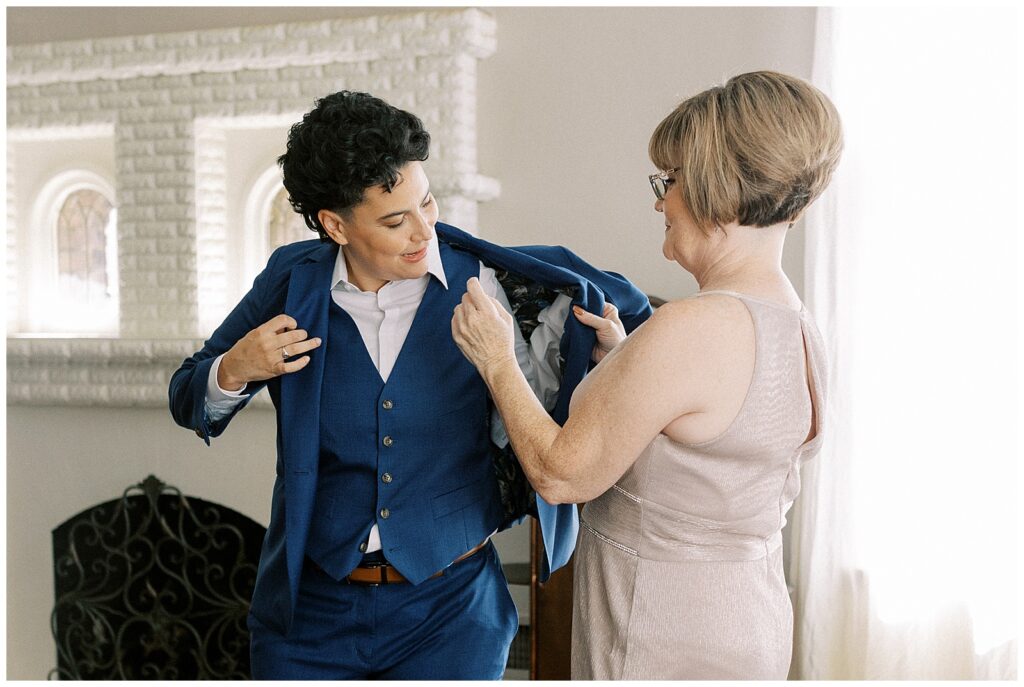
top-left (171, 91), bottom-right (524, 679)
top-left (277, 91), bottom-right (432, 250)
top-left (169, 90), bottom-right (651, 679)
top-left (452, 71), bottom-right (842, 679)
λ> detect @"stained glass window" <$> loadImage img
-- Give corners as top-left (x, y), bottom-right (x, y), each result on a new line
top-left (56, 189), bottom-right (116, 304)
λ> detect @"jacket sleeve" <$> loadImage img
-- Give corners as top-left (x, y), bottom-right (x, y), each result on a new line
top-left (168, 247), bottom-right (283, 445)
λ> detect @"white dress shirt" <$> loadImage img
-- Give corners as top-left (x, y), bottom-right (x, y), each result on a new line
top-left (205, 237), bottom-right (532, 553)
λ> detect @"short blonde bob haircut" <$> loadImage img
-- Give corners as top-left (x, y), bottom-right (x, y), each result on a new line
top-left (649, 70), bottom-right (843, 232)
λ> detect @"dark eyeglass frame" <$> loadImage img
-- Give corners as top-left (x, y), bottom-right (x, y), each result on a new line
top-left (648, 168), bottom-right (678, 200)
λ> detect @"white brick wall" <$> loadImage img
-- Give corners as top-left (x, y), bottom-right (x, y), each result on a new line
top-left (6, 11), bottom-right (497, 87)
top-left (194, 124), bottom-right (228, 337)
top-left (6, 8), bottom-right (499, 407)
top-left (4, 337), bottom-right (281, 408)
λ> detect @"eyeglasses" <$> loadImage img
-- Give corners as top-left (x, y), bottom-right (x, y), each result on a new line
top-left (648, 168), bottom-right (677, 200)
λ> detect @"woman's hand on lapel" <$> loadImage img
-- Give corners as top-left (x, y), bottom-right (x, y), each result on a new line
top-left (451, 277), bottom-right (518, 382)
top-left (218, 314), bottom-right (322, 391)
top-left (573, 302), bottom-right (627, 363)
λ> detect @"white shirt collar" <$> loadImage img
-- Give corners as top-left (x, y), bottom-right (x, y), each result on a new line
top-left (330, 236), bottom-right (448, 292)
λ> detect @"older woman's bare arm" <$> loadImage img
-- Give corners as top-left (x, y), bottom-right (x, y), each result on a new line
top-left (453, 279), bottom-right (738, 504)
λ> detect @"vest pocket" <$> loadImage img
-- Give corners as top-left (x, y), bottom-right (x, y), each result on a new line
top-left (431, 477), bottom-right (487, 519)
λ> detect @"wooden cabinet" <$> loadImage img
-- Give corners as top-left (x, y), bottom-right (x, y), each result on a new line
top-left (529, 520), bottom-right (573, 679)
top-left (503, 520), bottom-right (575, 679)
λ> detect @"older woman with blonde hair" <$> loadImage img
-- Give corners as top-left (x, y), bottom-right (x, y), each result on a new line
top-left (451, 71), bottom-right (842, 679)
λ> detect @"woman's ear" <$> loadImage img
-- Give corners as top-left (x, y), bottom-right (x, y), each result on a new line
top-left (318, 209), bottom-right (349, 245)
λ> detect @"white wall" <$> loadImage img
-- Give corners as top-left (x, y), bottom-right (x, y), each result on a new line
top-left (477, 7), bottom-right (816, 301)
top-left (5, 7), bottom-right (817, 679)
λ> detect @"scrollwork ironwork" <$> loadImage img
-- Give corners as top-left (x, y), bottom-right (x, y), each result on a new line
top-left (49, 475), bottom-right (264, 680)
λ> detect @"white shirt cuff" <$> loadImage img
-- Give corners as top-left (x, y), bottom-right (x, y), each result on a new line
top-left (205, 354), bottom-right (250, 422)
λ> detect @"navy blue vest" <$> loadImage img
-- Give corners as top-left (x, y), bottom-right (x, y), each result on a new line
top-left (304, 243), bottom-right (503, 584)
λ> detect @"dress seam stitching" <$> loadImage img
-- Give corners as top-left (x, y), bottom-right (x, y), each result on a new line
top-left (620, 447), bottom-right (656, 678)
top-left (611, 484), bottom-right (642, 502)
top-left (580, 519), bottom-right (638, 556)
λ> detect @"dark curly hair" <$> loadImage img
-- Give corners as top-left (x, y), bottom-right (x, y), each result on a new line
top-left (277, 91), bottom-right (431, 242)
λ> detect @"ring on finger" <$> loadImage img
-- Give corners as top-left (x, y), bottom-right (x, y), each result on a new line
top-left (281, 347), bottom-right (289, 359)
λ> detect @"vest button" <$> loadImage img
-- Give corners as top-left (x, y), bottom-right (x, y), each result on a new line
top-left (380, 508), bottom-right (390, 519)
top-left (383, 435), bottom-right (393, 447)
top-left (381, 472), bottom-right (393, 484)
top-left (359, 542), bottom-right (367, 553)
top-left (382, 399), bottom-right (393, 410)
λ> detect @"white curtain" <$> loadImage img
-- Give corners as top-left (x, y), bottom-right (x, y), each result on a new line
top-left (788, 7), bottom-right (1018, 680)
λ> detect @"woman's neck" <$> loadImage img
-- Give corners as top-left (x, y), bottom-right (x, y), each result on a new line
top-left (692, 223), bottom-right (796, 299)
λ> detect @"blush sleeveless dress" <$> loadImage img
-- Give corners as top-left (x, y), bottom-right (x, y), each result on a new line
top-left (571, 290), bottom-right (828, 680)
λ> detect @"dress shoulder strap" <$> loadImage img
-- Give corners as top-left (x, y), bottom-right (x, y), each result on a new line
top-left (692, 289), bottom-right (745, 300)
top-left (692, 289), bottom-right (804, 314)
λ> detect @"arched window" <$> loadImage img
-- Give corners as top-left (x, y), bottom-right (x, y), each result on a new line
top-left (267, 186), bottom-right (311, 250)
top-left (22, 170), bottom-right (118, 334)
top-left (56, 189), bottom-right (116, 305)
top-left (240, 166), bottom-right (315, 299)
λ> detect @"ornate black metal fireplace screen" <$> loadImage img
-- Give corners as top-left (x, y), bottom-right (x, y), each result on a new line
top-left (50, 475), bottom-right (265, 679)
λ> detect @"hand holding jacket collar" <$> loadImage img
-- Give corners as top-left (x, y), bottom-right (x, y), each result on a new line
top-left (451, 276), bottom-right (519, 381)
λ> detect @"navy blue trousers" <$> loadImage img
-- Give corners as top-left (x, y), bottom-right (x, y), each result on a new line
top-left (248, 542), bottom-right (518, 680)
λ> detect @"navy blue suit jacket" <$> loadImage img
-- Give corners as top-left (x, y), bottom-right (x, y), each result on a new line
top-left (168, 221), bottom-right (653, 632)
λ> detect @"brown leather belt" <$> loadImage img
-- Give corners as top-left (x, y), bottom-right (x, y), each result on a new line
top-left (342, 539), bottom-right (489, 586)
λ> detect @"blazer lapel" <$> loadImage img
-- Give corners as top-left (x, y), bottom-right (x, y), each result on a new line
top-left (279, 243), bottom-right (335, 600)
top-left (436, 223), bottom-right (605, 423)
top-left (280, 244), bottom-right (336, 474)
